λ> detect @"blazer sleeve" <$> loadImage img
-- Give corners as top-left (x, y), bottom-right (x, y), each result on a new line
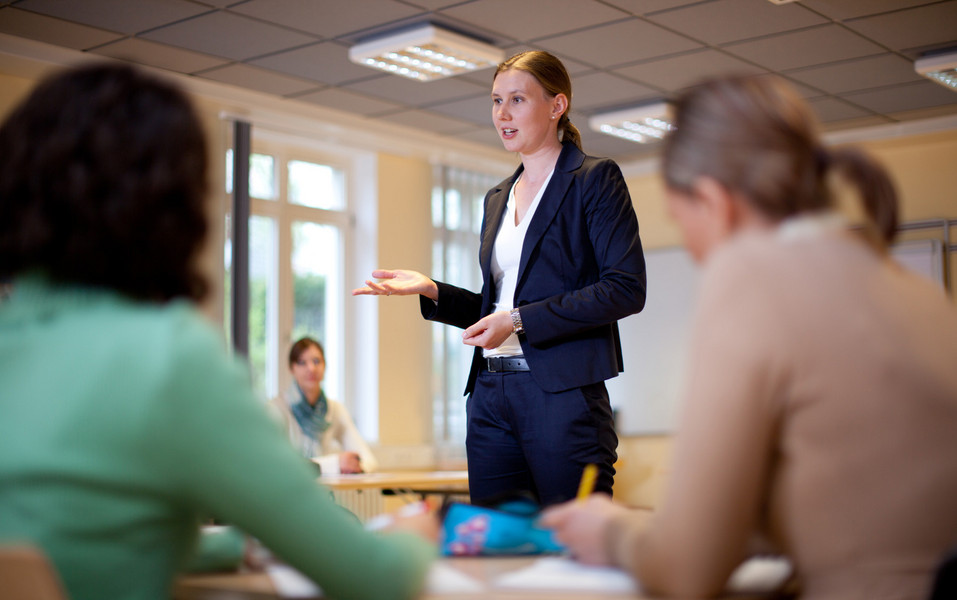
top-left (419, 279), bottom-right (483, 330)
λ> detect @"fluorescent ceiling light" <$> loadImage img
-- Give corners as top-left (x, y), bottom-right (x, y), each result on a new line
top-left (915, 49), bottom-right (957, 91)
top-left (348, 24), bottom-right (504, 82)
top-left (588, 102), bottom-right (675, 144)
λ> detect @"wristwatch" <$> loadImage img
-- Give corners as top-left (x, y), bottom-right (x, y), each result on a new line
top-left (510, 308), bottom-right (524, 335)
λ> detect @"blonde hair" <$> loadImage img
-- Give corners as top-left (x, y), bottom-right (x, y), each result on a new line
top-left (663, 74), bottom-right (898, 246)
top-left (495, 51), bottom-right (583, 152)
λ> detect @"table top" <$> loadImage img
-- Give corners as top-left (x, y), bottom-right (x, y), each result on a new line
top-left (175, 557), bottom-right (641, 600)
top-left (175, 556), bottom-right (782, 600)
top-left (317, 470), bottom-right (469, 492)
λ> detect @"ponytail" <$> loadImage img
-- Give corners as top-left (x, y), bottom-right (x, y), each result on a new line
top-left (664, 74), bottom-right (900, 249)
top-left (823, 146), bottom-right (899, 246)
top-left (559, 114), bottom-right (583, 152)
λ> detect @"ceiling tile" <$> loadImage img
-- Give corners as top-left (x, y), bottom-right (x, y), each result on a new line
top-left (538, 18), bottom-right (701, 69)
top-left (600, 0), bottom-right (708, 16)
top-left (581, 129), bottom-right (660, 159)
top-left (568, 71), bottom-right (660, 111)
top-left (14, 0), bottom-right (210, 34)
top-left (294, 87), bottom-right (405, 116)
top-left (427, 93), bottom-right (494, 127)
top-left (806, 95), bottom-right (874, 122)
top-left (343, 72), bottom-right (486, 107)
top-left (1, 0), bottom-right (954, 164)
top-left (844, 1), bottom-right (957, 53)
top-left (723, 24), bottom-right (884, 71)
top-left (613, 49), bottom-right (767, 93)
top-left (229, 0), bottom-right (424, 38)
top-left (647, 0), bottom-right (828, 45)
top-left (142, 11), bottom-right (318, 61)
top-left (885, 104), bottom-right (957, 122)
top-left (0, 7), bottom-right (122, 49)
top-left (457, 125), bottom-right (510, 150)
top-left (439, 0), bottom-right (627, 43)
top-left (249, 41), bottom-right (373, 85)
top-left (841, 80), bottom-right (957, 114)
top-left (821, 114), bottom-right (893, 133)
top-left (90, 37), bottom-right (228, 74)
top-left (402, 0), bottom-right (468, 10)
top-left (787, 53), bottom-right (923, 95)
top-left (198, 63), bottom-right (320, 96)
top-left (800, 0), bottom-right (943, 21)
top-left (375, 108), bottom-right (476, 136)
top-left (191, 1), bottom-right (242, 7)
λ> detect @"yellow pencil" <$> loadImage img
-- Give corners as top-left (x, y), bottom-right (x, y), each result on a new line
top-left (576, 464), bottom-right (598, 502)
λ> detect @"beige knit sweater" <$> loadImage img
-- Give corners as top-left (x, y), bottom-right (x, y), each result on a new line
top-left (614, 217), bottom-right (957, 600)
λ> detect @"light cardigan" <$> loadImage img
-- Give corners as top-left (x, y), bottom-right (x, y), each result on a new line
top-left (0, 276), bottom-right (432, 600)
top-left (611, 217), bottom-right (957, 600)
top-left (267, 387), bottom-right (379, 474)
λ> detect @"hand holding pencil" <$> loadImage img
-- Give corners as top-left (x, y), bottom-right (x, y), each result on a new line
top-left (539, 464), bottom-right (635, 566)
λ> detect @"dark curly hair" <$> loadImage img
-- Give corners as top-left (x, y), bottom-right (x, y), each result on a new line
top-left (0, 62), bottom-right (209, 302)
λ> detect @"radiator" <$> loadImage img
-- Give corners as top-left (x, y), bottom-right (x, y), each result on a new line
top-left (331, 489), bottom-right (384, 523)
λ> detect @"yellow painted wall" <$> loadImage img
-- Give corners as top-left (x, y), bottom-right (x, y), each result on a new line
top-left (374, 153), bottom-right (434, 447)
top-left (0, 71), bottom-right (32, 121)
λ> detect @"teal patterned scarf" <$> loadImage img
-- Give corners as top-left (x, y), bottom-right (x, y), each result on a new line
top-left (290, 384), bottom-right (330, 440)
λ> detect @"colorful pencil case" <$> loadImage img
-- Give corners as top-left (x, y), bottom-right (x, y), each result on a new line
top-left (439, 495), bottom-right (565, 556)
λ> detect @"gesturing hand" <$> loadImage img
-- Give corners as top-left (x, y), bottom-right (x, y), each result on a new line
top-left (351, 269), bottom-right (439, 302)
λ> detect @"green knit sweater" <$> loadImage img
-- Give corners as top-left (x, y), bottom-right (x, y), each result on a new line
top-left (0, 276), bottom-right (434, 600)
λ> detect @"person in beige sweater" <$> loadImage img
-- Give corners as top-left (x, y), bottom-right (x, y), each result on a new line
top-left (541, 74), bottom-right (957, 600)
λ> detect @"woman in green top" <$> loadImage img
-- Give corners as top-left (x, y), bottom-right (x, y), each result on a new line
top-left (0, 62), bottom-right (436, 600)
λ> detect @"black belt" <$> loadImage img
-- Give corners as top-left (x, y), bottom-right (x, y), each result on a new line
top-left (485, 356), bottom-right (530, 372)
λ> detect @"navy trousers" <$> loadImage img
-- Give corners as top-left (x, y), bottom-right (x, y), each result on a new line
top-left (465, 369), bottom-right (618, 506)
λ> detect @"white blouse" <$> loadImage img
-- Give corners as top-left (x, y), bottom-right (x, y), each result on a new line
top-left (486, 167), bottom-right (554, 358)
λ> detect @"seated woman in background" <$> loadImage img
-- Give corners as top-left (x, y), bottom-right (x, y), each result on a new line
top-left (268, 337), bottom-right (378, 474)
top-left (541, 74), bottom-right (957, 599)
top-left (0, 62), bottom-right (435, 600)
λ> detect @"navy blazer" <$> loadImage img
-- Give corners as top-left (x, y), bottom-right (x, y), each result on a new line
top-left (421, 142), bottom-right (646, 394)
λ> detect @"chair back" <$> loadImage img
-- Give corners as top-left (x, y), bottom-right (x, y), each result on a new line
top-left (0, 545), bottom-right (68, 600)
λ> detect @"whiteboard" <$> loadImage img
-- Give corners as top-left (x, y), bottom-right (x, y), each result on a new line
top-left (609, 237), bottom-right (947, 436)
top-left (609, 247), bottom-right (699, 435)
top-left (891, 238), bottom-right (945, 286)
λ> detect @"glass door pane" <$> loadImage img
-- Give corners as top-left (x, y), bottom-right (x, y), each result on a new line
top-left (291, 221), bottom-right (342, 401)
top-left (249, 215), bottom-right (278, 400)
top-left (288, 160), bottom-right (344, 210)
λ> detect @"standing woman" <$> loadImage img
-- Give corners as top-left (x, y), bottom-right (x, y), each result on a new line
top-left (541, 74), bottom-right (957, 599)
top-left (268, 337), bottom-right (379, 474)
top-left (354, 51), bottom-right (646, 505)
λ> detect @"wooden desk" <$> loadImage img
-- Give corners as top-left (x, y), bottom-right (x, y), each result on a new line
top-left (320, 471), bottom-right (469, 518)
top-left (318, 470), bottom-right (468, 494)
top-left (176, 557), bottom-right (640, 600)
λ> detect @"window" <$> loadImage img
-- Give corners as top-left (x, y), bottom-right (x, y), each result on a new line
top-left (225, 139), bottom-right (352, 409)
top-left (431, 165), bottom-right (501, 457)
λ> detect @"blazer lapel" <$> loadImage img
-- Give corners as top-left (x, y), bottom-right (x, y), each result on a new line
top-left (480, 168), bottom-right (519, 278)
top-left (517, 143), bottom-right (585, 290)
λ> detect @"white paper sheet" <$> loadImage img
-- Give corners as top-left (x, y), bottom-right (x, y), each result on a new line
top-left (493, 556), bottom-right (639, 593)
top-left (266, 561), bottom-right (486, 597)
top-left (425, 562), bottom-right (486, 594)
top-left (726, 556), bottom-right (793, 593)
top-left (492, 554), bottom-right (792, 595)
top-left (266, 564), bottom-right (322, 598)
